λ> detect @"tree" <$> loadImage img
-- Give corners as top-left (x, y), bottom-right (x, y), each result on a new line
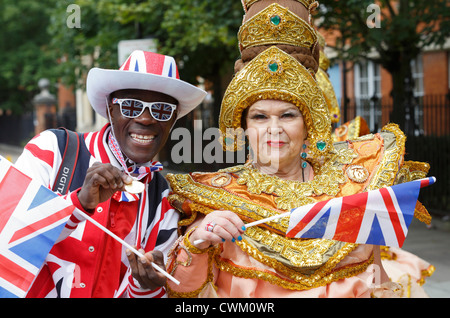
top-left (48, 0), bottom-right (243, 126)
top-left (315, 0), bottom-right (450, 132)
top-left (0, 0), bottom-right (58, 114)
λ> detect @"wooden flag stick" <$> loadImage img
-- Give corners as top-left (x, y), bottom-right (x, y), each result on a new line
top-left (79, 211), bottom-right (180, 285)
top-left (193, 211), bottom-right (291, 247)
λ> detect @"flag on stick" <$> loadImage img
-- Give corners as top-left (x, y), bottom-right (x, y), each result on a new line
top-left (0, 155), bottom-right (74, 298)
top-left (286, 177), bottom-right (435, 247)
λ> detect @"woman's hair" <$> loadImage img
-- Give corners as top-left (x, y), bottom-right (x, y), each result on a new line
top-left (234, 44), bottom-right (320, 74)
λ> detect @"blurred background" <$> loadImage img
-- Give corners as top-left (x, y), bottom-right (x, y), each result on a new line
top-left (0, 0), bottom-right (449, 217)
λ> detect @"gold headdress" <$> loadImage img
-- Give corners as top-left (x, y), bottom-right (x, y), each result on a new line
top-left (238, 3), bottom-right (318, 52)
top-left (220, 46), bottom-right (332, 159)
top-left (316, 32), bottom-right (340, 123)
top-left (241, 0), bottom-right (319, 13)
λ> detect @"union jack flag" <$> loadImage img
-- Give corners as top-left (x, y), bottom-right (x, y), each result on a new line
top-left (151, 103), bottom-right (173, 121)
top-left (286, 177), bottom-right (435, 247)
top-left (121, 99), bottom-right (143, 117)
top-left (119, 50), bottom-right (179, 79)
top-left (0, 155), bottom-right (74, 298)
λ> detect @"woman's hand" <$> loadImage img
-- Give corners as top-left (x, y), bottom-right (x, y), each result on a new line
top-left (188, 210), bottom-right (245, 249)
top-left (77, 162), bottom-right (133, 211)
top-left (127, 249), bottom-right (166, 290)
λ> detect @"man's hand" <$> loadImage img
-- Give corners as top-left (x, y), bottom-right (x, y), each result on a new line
top-left (127, 249), bottom-right (166, 290)
top-left (77, 162), bottom-right (132, 211)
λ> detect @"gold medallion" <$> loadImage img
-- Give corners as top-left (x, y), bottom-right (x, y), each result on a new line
top-left (211, 173), bottom-right (232, 188)
top-left (125, 179), bottom-right (145, 194)
top-left (346, 165), bottom-right (369, 183)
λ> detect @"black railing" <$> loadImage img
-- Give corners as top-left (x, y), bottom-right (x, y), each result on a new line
top-left (342, 93), bottom-right (450, 213)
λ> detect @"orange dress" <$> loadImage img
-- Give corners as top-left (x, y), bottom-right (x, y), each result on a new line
top-left (166, 124), bottom-right (432, 297)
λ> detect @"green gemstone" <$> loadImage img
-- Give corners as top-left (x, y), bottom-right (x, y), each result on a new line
top-left (270, 15), bottom-right (281, 25)
top-left (316, 141), bottom-right (327, 151)
top-left (268, 62), bottom-right (278, 72)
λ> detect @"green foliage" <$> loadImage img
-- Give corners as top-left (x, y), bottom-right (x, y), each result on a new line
top-left (1, 1), bottom-right (244, 115)
top-left (315, 0), bottom-right (450, 130)
top-left (316, 0), bottom-right (450, 66)
top-left (0, 0), bottom-right (57, 114)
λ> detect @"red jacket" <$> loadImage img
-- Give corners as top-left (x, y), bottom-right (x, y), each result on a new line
top-left (15, 124), bottom-right (178, 298)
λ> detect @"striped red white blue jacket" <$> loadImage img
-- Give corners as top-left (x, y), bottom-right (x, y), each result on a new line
top-left (14, 124), bottom-right (178, 298)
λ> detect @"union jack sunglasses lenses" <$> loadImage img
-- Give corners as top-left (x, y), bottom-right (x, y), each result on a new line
top-left (113, 98), bottom-right (176, 121)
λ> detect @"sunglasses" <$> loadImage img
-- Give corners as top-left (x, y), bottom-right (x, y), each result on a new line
top-left (112, 98), bottom-right (177, 121)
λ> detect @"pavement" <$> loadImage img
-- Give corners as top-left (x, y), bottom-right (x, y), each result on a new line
top-left (1, 143), bottom-right (449, 298)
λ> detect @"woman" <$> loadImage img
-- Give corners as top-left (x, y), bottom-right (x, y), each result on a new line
top-left (165, 0), bottom-right (431, 297)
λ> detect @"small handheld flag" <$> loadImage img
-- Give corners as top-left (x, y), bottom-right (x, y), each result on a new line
top-left (286, 177), bottom-right (436, 247)
top-left (0, 155), bottom-right (75, 298)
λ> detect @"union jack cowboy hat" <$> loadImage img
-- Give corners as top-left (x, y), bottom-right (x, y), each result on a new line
top-left (86, 50), bottom-right (206, 119)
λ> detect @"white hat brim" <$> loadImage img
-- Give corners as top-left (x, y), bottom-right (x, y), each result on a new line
top-left (86, 68), bottom-right (207, 119)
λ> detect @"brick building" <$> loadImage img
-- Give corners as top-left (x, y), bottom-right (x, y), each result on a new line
top-left (322, 33), bottom-right (450, 136)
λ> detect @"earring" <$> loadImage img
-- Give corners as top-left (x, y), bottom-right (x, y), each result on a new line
top-left (301, 143), bottom-right (307, 169)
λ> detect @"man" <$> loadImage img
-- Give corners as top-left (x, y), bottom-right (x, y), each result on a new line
top-left (14, 50), bottom-right (206, 297)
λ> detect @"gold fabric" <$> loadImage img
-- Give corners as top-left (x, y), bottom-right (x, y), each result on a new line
top-left (333, 116), bottom-right (371, 142)
top-left (167, 124), bottom-right (431, 292)
top-left (316, 67), bottom-right (340, 123)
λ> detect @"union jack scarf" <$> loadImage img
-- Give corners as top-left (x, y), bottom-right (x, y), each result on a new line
top-left (107, 133), bottom-right (163, 202)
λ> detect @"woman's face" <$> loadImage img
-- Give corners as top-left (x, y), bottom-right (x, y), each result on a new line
top-left (245, 99), bottom-right (307, 169)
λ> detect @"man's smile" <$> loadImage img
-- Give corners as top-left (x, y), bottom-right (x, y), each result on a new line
top-left (129, 133), bottom-right (156, 145)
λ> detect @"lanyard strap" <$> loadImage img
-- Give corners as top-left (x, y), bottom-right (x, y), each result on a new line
top-left (107, 133), bottom-right (163, 181)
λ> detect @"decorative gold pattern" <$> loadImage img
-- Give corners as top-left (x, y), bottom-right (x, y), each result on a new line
top-left (319, 50), bottom-right (330, 71)
top-left (235, 146), bottom-right (357, 211)
top-left (316, 67), bottom-right (340, 123)
top-left (216, 243), bottom-right (373, 291)
top-left (167, 235), bottom-right (222, 298)
top-left (238, 3), bottom-right (318, 50)
top-left (366, 124), bottom-right (406, 191)
top-left (167, 170), bottom-right (291, 233)
top-left (242, 0), bottom-right (317, 12)
top-left (220, 46), bottom-right (332, 159)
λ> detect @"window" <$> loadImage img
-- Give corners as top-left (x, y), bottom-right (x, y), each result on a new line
top-left (354, 60), bottom-right (381, 132)
top-left (411, 54), bottom-right (424, 97)
top-left (411, 54), bottom-right (424, 135)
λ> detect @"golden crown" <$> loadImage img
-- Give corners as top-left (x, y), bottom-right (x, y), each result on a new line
top-left (220, 46), bottom-right (332, 158)
top-left (242, 0), bottom-right (318, 12)
top-left (238, 3), bottom-right (318, 51)
top-left (316, 67), bottom-right (340, 123)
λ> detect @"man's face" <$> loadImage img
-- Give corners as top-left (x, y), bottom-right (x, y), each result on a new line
top-left (108, 89), bottom-right (178, 164)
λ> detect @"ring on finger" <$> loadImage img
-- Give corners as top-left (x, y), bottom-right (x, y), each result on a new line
top-left (205, 222), bottom-right (216, 232)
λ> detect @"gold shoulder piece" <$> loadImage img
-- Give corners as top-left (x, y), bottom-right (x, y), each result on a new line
top-left (238, 3), bottom-right (318, 51)
top-left (394, 160), bottom-right (431, 224)
top-left (365, 123), bottom-right (406, 190)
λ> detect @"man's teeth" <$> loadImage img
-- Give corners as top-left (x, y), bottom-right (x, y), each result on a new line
top-left (130, 133), bottom-right (155, 143)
